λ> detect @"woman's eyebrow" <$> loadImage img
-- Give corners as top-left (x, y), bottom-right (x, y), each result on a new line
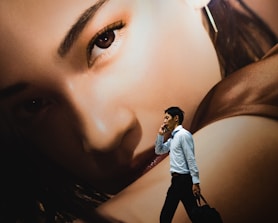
top-left (58, 0), bottom-right (109, 57)
top-left (0, 82), bottom-right (28, 100)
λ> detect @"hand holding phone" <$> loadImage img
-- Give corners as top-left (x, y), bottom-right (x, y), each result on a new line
top-left (162, 124), bottom-right (168, 133)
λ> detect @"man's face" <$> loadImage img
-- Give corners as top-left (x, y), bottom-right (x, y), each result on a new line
top-left (163, 113), bottom-right (178, 132)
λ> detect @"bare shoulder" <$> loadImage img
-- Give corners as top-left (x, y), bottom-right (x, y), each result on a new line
top-left (97, 116), bottom-right (278, 223)
top-left (193, 115), bottom-right (278, 223)
top-left (194, 115), bottom-right (278, 165)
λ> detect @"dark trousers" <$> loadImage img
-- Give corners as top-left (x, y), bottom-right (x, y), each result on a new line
top-left (160, 174), bottom-right (198, 223)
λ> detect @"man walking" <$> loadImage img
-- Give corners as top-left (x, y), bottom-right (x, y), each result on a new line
top-left (155, 106), bottom-right (200, 223)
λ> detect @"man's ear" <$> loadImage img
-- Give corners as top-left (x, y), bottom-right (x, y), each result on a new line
top-left (188, 0), bottom-right (211, 9)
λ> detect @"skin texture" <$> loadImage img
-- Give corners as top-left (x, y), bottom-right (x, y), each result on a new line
top-left (98, 116), bottom-right (278, 223)
top-left (0, 0), bottom-right (277, 222)
top-left (0, 0), bottom-right (220, 194)
top-left (97, 47), bottom-right (278, 222)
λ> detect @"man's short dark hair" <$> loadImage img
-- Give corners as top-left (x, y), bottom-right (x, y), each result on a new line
top-left (164, 106), bottom-right (184, 125)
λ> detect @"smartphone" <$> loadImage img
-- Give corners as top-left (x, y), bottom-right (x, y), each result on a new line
top-left (162, 125), bottom-right (168, 133)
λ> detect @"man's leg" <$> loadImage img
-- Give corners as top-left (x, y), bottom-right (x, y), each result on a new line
top-left (180, 175), bottom-right (198, 221)
top-left (160, 177), bottom-right (180, 223)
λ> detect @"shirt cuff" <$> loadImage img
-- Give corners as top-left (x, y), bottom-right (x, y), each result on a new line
top-left (192, 175), bottom-right (200, 184)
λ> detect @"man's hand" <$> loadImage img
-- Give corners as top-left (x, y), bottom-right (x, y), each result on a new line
top-left (192, 184), bottom-right (200, 197)
top-left (159, 124), bottom-right (168, 135)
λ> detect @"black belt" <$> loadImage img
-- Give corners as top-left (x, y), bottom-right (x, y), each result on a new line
top-left (171, 172), bottom-right (189, 177)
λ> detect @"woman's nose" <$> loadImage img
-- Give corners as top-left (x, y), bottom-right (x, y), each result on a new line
top-left (64, 80), bottom-right (137, 153)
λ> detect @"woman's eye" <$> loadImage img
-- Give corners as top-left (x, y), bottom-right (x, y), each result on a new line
top-left (23, 98), bottom-right (46, 113)
top-left (95, 29), bottom-right (115, 49)
top-left (87, 21), bottom-right (125, 67)
top-left (13, 97), bottom-right (52, 122)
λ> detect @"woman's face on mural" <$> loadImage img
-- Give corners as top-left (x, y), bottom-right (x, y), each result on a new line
top-left (0, 0), bottom-right (220, 193)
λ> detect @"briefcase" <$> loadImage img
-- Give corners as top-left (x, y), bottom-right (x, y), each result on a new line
top-left (191, 194), bottom-right (223, 223)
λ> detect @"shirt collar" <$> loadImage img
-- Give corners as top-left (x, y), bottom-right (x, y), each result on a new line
top-left (171, 125), bottom-right (182, 138)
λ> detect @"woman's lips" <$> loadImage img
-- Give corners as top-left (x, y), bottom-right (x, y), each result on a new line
top-left (91, 148), bottom-right (168, 194)
top-left (93, 144), bottom-right (168, 192)
top-left (130, 149), bottom-right (168, 182)
top-left (142, 153), bottom-right (168, 174)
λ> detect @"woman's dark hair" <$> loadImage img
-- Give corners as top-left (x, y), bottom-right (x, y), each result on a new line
top-left (0, 0), bottom-right (277, 222)
top-left (165, 106), bottom-right (184, 125)
top-left (0, 116), bottom-right (111, 222)
top-left (206, 0), bottom-right (277, 77)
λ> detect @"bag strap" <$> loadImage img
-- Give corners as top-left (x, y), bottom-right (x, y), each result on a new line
top-left (196, 193), bottom-right (209, 206)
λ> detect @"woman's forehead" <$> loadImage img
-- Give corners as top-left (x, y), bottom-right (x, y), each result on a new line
top-left (0, 1), bottom-right (98, 70)
top-left (0, 0), bottom-right (136, 63)
top-left (0, 2), bottom-right (70, 83)
top-left (0, 0), bottom-right (96, 34)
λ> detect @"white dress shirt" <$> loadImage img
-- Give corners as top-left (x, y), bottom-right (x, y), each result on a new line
top-left (155, 125), bottom-right (200, 184)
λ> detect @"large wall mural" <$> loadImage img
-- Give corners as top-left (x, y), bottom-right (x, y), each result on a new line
top-left (0, 0), bottom-right (277, 222)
